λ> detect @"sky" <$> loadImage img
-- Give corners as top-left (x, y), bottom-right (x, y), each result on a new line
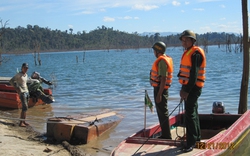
top-left (0, 0), bottom-right (248, 35)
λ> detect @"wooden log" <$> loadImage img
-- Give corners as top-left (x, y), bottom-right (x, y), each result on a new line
top-left (46, 111), bottom-right (123, 143)
top-left (72, 115), bottom-right (122, 144)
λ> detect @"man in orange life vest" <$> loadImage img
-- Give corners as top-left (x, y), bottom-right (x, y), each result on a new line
top-left (178, 30), bottom-right (206, 152)
top-left (150, 41), bottom-right (174, 139)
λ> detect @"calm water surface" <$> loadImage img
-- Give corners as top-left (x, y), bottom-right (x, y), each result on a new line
top-left (0, 45), bottom-right (249, 155)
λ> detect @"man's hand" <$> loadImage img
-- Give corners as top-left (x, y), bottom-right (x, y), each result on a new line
top-left (47, 81), bottom-right (53, 85)
top-left (16, 88), bottom-right (21, 94)
top-left (180, 89), bottom-right (189, 101)
top-left (156, 94), bottom-right (162, 103)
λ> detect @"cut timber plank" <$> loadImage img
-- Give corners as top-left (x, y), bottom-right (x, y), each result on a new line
top-left (46, 111), bottom-right (122, 143)
top-left (73, 115), bottom-right (122, 144)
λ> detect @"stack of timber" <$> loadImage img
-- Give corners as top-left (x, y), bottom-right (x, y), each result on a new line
top-left (46, 111), bottom-right (123, 144)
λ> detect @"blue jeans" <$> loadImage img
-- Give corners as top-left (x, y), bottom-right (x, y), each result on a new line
top-left (19, 92), bottom-right (29, 112)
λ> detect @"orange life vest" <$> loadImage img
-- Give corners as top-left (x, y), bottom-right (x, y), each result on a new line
top-left (178, 46), bottom-right (206, 87)
top-left (150, 55), bottom-right (173, 89)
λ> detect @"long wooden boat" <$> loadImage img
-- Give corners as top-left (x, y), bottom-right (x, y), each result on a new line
top-left (0, 83), bottom-right (53, 109)
top-left (47, 111), bottom-right (123, 144)
top-left (111, 110), bottom-right (250, 156)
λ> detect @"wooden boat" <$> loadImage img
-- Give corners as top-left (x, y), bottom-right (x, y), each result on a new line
top-left (0, 80), bottom-right (53, 109)
top-left (0, 77), bottom-right (11, 84)
top-left (46, 111), bottom-right (123, 144)
top-left (111, 110), bottom-right (250, 156)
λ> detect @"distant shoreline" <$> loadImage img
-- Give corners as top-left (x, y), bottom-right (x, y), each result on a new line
top-left (2, 44), bottom-right (224, 55)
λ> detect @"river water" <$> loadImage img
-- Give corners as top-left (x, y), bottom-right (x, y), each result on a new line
top-left (0, 45), bottom-right (249, 155)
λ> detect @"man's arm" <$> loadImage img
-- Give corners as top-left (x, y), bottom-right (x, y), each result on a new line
top-left (9, 74), bottom-right (21, 93)
top-left (9, 75), bottom-right (16, 87)
top-left (156, 60), bottom-right (167, 103)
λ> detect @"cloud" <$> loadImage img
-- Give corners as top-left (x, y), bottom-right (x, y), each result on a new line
top-left (0, 1), bottom-right (167, 14)
top-left (200, 26), bottom-right (212, 33)
top-left (217, 24), bottom-right (228, 29)
top-left (197, 0), bottom-right (221, 2)
top-left (73, 7), bottom-right (105, 15)
top-left (124, 16), bottom-right (132, 20)
top-left (132, 4), bottom-right (158, 11)
top-left (99, 8), bottom-right (106, 12)
top-left (0, 7), bottom-right (7, 11)
top-left (117, 16), bottom-right (140, 20)
top-left (185, 1), bottom-right (190, 5)
top-left (220, 5), bottom-right (225, 8)
top-left (172, 1), bottom-right (181, 6)
top-left (80, 10), bottom-right (95, 14)
top-left (193, 8), bottom-right (204, 11)
top-left (103, 16), bottom-right (115, 22)
top-left (208, 22), bottom-right (240, 33)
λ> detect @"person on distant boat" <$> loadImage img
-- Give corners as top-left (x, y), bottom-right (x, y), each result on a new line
top-left (150, 41), bottom-right (174, 140)
top-left (9, 63), bottom-right (30, 127)
top-left (178, 30), bottom-right (206, 152)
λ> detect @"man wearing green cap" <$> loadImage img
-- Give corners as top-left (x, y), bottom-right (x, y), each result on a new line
top-left (150, 41), bottom-right (174, 139)
top-left (178, 30), bottom-right (206, 152)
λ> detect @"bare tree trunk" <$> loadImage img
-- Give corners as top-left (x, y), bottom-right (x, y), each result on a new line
top-left (0, 50), bottom-right (2, 65)
top-left (34, 50), bottom-right (37, 66)
top-left (0, 19), bottom-right (9, 65)
top-left (37, 44), bottom-right (41, 66)
top-left (38, 52), bottom-right (41, 65)
top-left (238, 0), bottom-right (249, 114)
top-left (83, 52), bottom-right (85, 62)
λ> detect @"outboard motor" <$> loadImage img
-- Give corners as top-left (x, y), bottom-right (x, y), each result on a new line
top-left (29, 71), bottom-right (55, 104)
top-left (31, 71), bottom-right (40, 79)
top-left (212, 101), bottom-right (225, 113)
top-left (31, 71), bottom-right (52, 85)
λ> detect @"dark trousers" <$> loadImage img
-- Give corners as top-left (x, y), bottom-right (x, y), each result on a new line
top-left (184, 86), bottom-right (202, 147)
top-left (154, 87), bottom-right (171, 139)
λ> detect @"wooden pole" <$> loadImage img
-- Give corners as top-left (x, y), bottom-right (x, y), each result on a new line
top-left (144, 100), bottom-right (147, 130)
top-left (238, 0), bottom-right (249, 114)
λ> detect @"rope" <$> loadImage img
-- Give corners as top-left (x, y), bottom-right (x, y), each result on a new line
top-left (133, 99), bottom-right (183, 155)
top-left (174, 100), bottom-right (186, 144)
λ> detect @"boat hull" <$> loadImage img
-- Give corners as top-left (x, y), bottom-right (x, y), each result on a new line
top-left (111, 110), bottom-right (250, 156)
top-left (0, 84), bottom-right (52, 109)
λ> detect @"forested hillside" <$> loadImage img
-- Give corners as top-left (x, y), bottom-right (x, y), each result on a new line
top-left (0, 25), bottom-right (243, 54)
